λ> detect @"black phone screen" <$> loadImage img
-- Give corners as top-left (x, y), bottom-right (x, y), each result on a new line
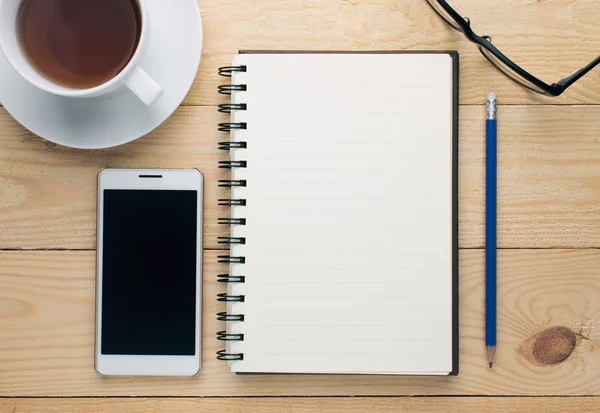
top-left (100, 189), bottom-right (198, 356)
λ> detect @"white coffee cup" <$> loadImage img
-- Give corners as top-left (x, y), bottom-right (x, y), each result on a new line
top-left (0, 0), bottom-right (163, 106)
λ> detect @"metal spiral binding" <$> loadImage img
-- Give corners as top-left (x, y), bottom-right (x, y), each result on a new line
top-left (217, 312), bottom-right (245, 322)
top-left (219, 161), bottom-right (247, 169)
top-left (218, 103), bottom-right (247, 113)
top-left (218, 180), bottom-right (247, 187)
top-left (218, 141), bottom-right (247, 150)
top-left (218, 65), bottom-right (247, 77)
top-left (217, 293), bottom-right (245, 302)
top-left (218, 237), bottom-right (246, 245)
top-left (218, 199), bottom-right (247, 206)
top-left (217, 331), bottom-right (244, 341)
top-left (217, 350), bottom-right (244, 361)
top-left (217, 65), bottom-right (249, 363)
top-left (218, 84), bottom-right (247, 95)
top-left (218, 217), bottom-right (246, 225)
top-left (217, 274), bottom-right (246, 283)
top-left (218, 256), bottom-right (245, 264)
top-left (218, 122), bottom-right (247, 132)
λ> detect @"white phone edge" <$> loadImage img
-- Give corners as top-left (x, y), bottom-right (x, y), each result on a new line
top-left (94, 168), bottom-right (203, 377)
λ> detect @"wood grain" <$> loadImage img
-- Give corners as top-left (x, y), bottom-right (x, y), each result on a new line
top-left (2, 105), bottom-right (600, 250)
top-left (0, 0), bottom-right (598, 107)
top-left (0, 106), bottom-right (229, 250)
top-left (2, 397), bottom-right (600, 413)
top-left (1, 249), bottom-right (599, 396)
top-left (0, 0), bottom-right (598, 407)
top-left (190, 0), bottom-right (600, 106)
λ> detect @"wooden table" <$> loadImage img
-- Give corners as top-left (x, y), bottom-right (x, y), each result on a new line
top-left (1, 0), bottom-right (599, 411)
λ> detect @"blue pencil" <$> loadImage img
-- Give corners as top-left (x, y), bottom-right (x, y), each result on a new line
top-left (485, 93), bottom-right (497, 368)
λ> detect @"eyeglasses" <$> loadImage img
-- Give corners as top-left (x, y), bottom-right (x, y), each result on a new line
top-left (426, 0), bottom-right (600, 97)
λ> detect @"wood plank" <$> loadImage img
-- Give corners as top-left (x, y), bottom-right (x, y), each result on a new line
top-left (2, 397), bottom-right (600, 413)
top-left (459, 104), bottom-right (600, 248)
top-left (2, 105), bottom-right (600, 250)
top-left (190, 0), bottom-right (600, 106)
top-left (0, 0), bottom-right (597, 108)
top-left (1, 249), bottom-right (599, 396)
top-left (0, 106), bottom-right (230, 250)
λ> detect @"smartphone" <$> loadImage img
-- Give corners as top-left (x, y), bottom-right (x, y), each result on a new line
top-left (95, 169), bottom-right (203, 376)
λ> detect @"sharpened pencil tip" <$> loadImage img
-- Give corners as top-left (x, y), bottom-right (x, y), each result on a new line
top-left (487, 346), bottom-right (496, 368)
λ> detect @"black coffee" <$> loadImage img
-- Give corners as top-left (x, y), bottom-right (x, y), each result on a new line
top-left (17, 0), bottom-right (141, 89)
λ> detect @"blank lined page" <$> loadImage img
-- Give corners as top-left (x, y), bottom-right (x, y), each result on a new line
top-left (226, 52), bottom-right (455, 374)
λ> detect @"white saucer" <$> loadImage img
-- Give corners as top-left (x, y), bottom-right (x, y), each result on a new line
top-left (0, 0), bottom-right (202, 149)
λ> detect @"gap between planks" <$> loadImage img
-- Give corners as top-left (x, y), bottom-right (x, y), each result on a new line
top-left (2, 247), bottom-right (600, 252)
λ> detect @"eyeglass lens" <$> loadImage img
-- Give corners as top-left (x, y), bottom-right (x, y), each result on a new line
top-left (478, 46), bottom-right (548, 94)
top-left (425, 0), bottom-right (463, 31)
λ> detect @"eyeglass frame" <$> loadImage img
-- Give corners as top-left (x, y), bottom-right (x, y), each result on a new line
top-left (425, 0), bottom-right (600, 97)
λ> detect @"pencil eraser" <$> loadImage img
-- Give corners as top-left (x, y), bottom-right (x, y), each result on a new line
top-left (487, 92), bottom-right (497, 101)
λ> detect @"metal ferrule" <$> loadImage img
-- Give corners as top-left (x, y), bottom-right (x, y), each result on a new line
top-left (486, 98), bottom-right (497, 120)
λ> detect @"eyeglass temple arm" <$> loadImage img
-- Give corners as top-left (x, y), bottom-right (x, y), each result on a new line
top-left (554, 56), bottom-right (600, 89)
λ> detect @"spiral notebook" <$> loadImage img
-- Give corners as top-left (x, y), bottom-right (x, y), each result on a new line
top-left (216, 51), bottom-right (459, 375)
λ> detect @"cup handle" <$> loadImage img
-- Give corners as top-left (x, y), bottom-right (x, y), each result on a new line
top-left (125, 66), bottom-right (163, 106)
